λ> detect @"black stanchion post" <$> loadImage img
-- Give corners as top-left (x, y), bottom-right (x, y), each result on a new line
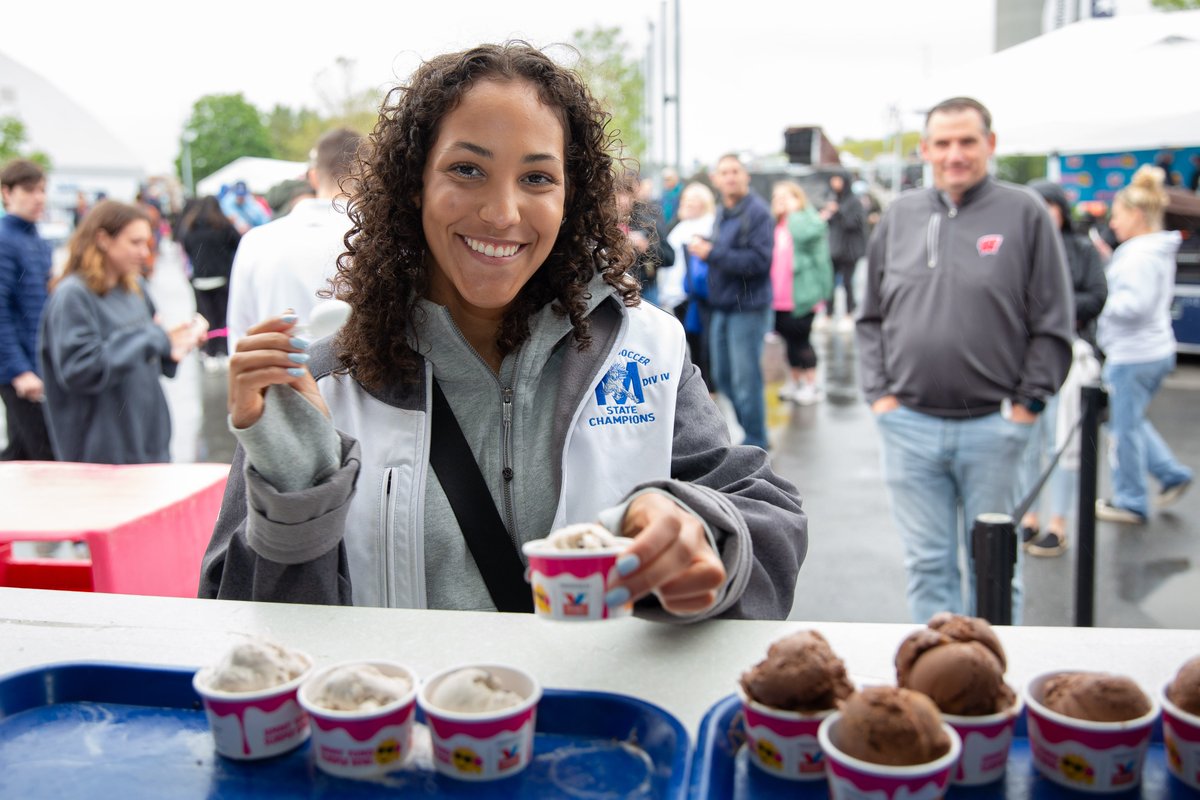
top-left (1075, 383), bottom-right (1106, 628)
top-left (972, 513), bottom-right (1016, 625)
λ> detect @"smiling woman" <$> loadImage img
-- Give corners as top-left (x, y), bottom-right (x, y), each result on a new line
top-left (199, 42), bottom-right (808, 622)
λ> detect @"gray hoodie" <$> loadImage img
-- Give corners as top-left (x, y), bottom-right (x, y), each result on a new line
top-left (857, 177), bottom-right (1073, 417)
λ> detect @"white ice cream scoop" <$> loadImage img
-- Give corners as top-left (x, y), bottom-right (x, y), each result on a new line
top-left (304, 298), bottom-right (352, 341)
top-left (429, 667), bottom-right (523, 713)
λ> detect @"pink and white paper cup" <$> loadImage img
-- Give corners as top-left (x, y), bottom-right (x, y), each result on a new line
top-left (523, 537), bottom-right (631, 621)
top-left (1024, 671), bottom-right (1159, 793)
top-left (1161, 684), bottom-right (1200, 791)
top-left (192, 652), bottom-right (314, 761)
top-left (417, 664), bottom-right (541, 782)
top-left (817, 712), bottom-right (962, 800)
top-left (943, 689), bottom-right (1024, 786)
top-left (738, 688), bottom-right (834, 780)
top-left (297, 661), bottom-right (419, 779)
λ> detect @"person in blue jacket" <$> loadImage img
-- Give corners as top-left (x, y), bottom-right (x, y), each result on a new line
top-left (687, 154), bottom-right (775, 450)
top-left (0, 159), bottom-right (55, 460)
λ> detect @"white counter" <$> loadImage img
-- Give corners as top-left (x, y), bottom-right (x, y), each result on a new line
top-left (1, 588), bottom-right (1196, 734)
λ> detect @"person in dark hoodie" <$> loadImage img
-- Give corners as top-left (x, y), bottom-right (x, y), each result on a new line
top-left (819, 170), bottom-right (866, 332)
top-left (178, 196), bottom-right (241, 362)
top-left (1016, 180), bottom-right (1108, 557)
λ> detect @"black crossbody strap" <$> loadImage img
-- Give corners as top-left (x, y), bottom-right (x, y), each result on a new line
top-left (428, 378), bottom-right (533, 613)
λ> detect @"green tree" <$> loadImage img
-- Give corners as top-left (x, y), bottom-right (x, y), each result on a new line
top-left (1151, 0), bottom-right (1200, 9)
top-left (569, 26), bottom-right (646, 164)
top-left (263, 58), bottom-right (380, 162)
top-left (840, 132), bottom-right (921, 162)
top-left (995, 155), bottom-right (1047, 184)
top-left (265, 104), bottom-right (326, 163)
top-left (175, 93), bottom-right (274, 185)
top-left (0, 116), bottom-right (51, 169)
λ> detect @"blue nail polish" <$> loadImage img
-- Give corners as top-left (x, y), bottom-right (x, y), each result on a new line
top-left (287, 367), bottom-right (306, 378)
top-left (616, 554), bottom-right (640, 577)
top-left (289, 337), bottom-right (311, 350)
top-left (605, 586), bottom-right (630, 608)
top-left (288, 352), bottom-right (310, 364)
top-left (280, 313), bottom-right (298, 324)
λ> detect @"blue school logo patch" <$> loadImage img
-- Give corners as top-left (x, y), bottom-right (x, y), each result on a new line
top-left (588, 353), bottom-right (671, 427)
top-left (595, 361), bottom-right (644, 405)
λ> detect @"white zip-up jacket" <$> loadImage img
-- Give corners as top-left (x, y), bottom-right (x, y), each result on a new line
top-left (200, 282), bottom-right (807, 621)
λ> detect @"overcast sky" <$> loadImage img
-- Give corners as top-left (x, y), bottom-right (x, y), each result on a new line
top-left (0, 0), bottom-right (1155, 175)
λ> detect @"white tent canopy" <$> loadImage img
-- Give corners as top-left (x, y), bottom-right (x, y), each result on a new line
top-left (196, 157), bottom-right (308, 198)
top-left (1, 50), bottom-right (144, 215)
top-left (904, 11), bottom-right (1200, 155)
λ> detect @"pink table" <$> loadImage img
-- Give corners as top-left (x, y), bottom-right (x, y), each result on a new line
top-left (0, 462), bottom-right (229, 597)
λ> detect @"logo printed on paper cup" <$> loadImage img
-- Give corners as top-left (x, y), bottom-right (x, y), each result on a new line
top-left (752, 737), bottom-right (783, 769)
top-left (452, 746), bottom-right (484, 774)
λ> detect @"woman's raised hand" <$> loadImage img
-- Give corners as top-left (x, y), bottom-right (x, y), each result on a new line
top-left (228, 313), bottom-right (328, 429)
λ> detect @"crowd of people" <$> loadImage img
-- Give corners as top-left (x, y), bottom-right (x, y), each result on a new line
top-left (0, 42), bottom-right (1194, 625)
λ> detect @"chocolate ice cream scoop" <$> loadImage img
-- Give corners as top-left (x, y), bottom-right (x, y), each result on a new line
top-left (895, 613), bottom-right (1014, 716)
top-left (833, 686), bottom-right (951, 767)
top-left (740, 630), bottom-right (855, 713)
top-left (926, 612), bottom-right (1006, 670)
top-left (1042, 672), bottom-right (1152, 722)
top-left (1167, 656), bottom-right (1200, 716)
top-left (902, 641), bottom-right (1015, 716)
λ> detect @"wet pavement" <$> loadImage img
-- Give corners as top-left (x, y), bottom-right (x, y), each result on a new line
top-left (10, 241), bottom-right (1198, 629)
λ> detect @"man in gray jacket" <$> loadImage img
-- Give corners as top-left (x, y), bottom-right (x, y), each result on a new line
top-left (856, 97), bottom-right (1073, 624)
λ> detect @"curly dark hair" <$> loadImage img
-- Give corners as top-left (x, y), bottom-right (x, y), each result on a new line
top-left (331, 41), bottom-right (639, 390)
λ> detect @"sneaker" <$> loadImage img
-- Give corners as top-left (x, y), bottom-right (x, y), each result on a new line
top-left (1094, 499), bottom-right (1146, 524)
top-left (836, 315), bottom-right (856, 333)
top-left (778, 382), bottom-right (798, 401)
top-left (1019, 524), bottom-right (1039, 549)
top-left (1156, 479), bottom-right (1192, 509)
top-left (792, 384), bottom-right (819, 406)
top-left (812, 314), bottom-right (830, 333)
top-left (1027, 530), bottom-right (1067, 557)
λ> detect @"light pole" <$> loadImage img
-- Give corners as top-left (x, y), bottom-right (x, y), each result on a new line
top-left (181, 130), bottom-right (197, 198)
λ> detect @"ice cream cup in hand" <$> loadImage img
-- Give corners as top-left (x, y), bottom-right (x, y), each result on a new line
top-left (943, 688), bottom-right (1024, 786)
top-left (738, 687), bottom-right (836, 780)
top-left (1024, 671), bottom-right (1159, 793)
top-left (417, 664), bottom-right (541, 782)
top-left (297, 660), bottom-right (419, 779)
top-left (192, 643), bottom-right (314, 760)
top-left (818, 710), bottom-right (962, 800)
top-left (1161, 683), bottom-right (1200, 791)
top-left (523, 523), bottom-right (632, 621)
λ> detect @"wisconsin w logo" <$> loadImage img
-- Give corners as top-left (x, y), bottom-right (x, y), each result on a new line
top-left (595, 362), bottom-right (644, 405)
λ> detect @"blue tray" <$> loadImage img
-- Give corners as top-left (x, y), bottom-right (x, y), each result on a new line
top-left (689, 693), bottom-right (1190, 799)
top-left (0, 662), bottom-right (689, 799)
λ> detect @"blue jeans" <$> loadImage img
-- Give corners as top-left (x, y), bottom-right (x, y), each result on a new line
top-left (1103, 355), bottom-right (1193, 518)
top-left (876, 406), bottom-right (1033, 623)
top-left (1016, 394), bottom-right (1075, 521)
top-left (709, 306), bottom-right (772, 449)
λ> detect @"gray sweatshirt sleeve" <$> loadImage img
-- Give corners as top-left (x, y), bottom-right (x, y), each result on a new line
top-left (618, 351), bottom-right (807, 621)
top-left (1015, 204), bottom-right (1074, 402)
top-left (198, 433), bottom-right (360, 604)
top-left (855, 212), bottom-right (891, 403)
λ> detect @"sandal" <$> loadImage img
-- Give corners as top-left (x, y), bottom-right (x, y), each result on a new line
top-left (1027, 529), bottom-right (1067, 557)
top-left (1019, 524), bottom-right (1040, 550)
